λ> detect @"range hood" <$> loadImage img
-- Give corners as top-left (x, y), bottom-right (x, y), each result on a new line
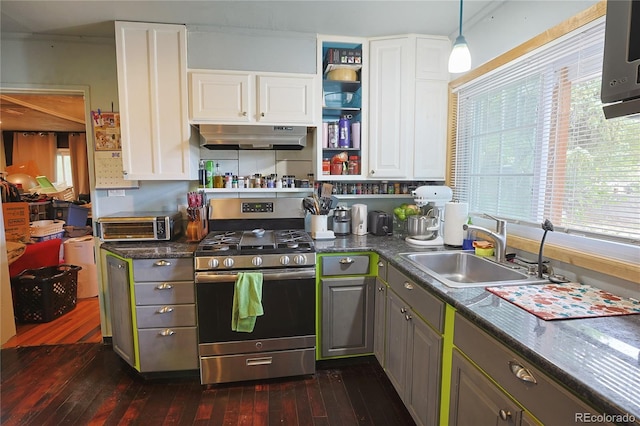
top-left (198, 125), bottom-right (308, 150)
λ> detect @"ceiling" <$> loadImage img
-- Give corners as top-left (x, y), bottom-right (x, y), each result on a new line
top-left (0, 0), bottom-right (498, 39)
top-left (0, 94), bottom-right (86, 132)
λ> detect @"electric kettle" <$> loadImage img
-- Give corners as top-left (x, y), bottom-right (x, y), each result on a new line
top-left (351, 204), bottom-right (368, 235)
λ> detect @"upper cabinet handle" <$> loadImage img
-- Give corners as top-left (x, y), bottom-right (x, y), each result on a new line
top-left (154, 260), bottom-right (171, 267)
top-left (261, 112), bottom-right (265, 117)
top-left (242, 111), bottom-right (247, 116)
top-left (339, 257), bottom-right (355, 264)
top-left (508, 361), bottom-right (537, 384)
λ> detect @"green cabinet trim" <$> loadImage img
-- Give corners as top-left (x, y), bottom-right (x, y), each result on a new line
top-left (438, 304), bottom-right (456, 426)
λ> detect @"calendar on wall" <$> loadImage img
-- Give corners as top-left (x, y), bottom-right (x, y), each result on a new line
top-left (94, 151), bottom-right (138, 189)
top-left (91, 110), bottom-right (138, 189)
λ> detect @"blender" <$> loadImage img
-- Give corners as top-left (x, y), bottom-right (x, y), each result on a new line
top-left (405, 185), bottom-right (452, 246)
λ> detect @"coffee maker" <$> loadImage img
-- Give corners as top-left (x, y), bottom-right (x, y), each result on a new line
top-left (332, 206), bottom-right (351, 236)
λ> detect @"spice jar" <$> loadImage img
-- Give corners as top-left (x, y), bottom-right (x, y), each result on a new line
top-left (331, 162), bottom-right (343, 175)
top-left (322, 159), bottom-right (331, 175)
top-left (348, 155), bottom-right (360, 175)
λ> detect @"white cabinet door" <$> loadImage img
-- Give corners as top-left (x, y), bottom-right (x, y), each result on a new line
top-left (257, 75), bottom-right (316, 124)
top-left (189, 72), bottom-right (252, 123)
top-left (115, 22), bottom-right (195, 180)
top-left (413, 80), bottom-right (447, 180)
top-left (368, 35), bottom-right (449, 180)
top-left (368, 37), bottom-right (411, 178)
top-left (415, 37), bottom-right (450, 80)
top-left (189, 71), bottom-right (316, 126)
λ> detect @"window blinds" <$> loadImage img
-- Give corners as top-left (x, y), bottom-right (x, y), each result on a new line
top-left (451, 19), bottom-right (640, 242)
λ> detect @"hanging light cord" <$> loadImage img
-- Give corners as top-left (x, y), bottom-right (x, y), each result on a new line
top-left (458, 0), bottom-right (464, 37)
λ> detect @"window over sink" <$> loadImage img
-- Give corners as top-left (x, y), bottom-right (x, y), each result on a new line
top-left (450, 17), bottom-right (640, 244)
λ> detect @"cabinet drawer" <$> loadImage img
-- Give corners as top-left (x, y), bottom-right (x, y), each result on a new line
top-left (454, 314), bottom-right (610, 426)
top-left (137, 326), bottom-right (198, 372)
top-left (388, 265), bottom-right (444, 333)
top-left (133, 257), bottom-right (194, 282)
top-left (322, 255), bottom-right (370, 276)
top-left (135, 280), bottom-right (194, 305)
top-left (136, 304), bottom-right (196, 328)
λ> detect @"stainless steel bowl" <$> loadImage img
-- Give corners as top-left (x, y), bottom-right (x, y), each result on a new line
top-left (407, 215), bottom-right (439, 240)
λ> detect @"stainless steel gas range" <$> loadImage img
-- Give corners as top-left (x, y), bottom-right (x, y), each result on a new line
top-left (194, 198), bottom-right (316, 385)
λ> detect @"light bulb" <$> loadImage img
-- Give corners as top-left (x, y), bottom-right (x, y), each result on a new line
top-left (448, 35), bottom-right (471, 73)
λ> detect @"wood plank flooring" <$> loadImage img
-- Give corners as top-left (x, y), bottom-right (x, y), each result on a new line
top-left (1, 298), bottom-right (416, 425)
top-left (2, 297), bottom-right (102, 349)
top-left (1, 344), bottom-right (416, 426)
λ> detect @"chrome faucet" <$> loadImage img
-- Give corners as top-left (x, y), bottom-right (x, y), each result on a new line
top-left (463, 214), bottom-right (508, 263)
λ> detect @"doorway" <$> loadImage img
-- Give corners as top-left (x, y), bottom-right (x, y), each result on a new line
top-left (1, 87), bottom-right (101, 348)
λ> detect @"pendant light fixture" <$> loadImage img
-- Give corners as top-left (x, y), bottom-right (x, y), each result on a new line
top-left (448, 0), bottom-right (472, 73)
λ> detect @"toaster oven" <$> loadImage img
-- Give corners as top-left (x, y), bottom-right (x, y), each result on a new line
top-left (96, 212), bottom-right (182, 242)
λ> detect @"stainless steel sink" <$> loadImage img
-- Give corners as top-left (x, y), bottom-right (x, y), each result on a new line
top-left (401, 251), bottom-right (548, 288)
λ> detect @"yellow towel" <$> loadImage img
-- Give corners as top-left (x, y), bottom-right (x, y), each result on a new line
top-left (232, 272), bottom-right (264, 332)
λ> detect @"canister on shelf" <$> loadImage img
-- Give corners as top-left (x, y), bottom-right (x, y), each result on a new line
top-left (348, 155), bottom-right (360, 175)
top-left (338, 115), bottom-right (351, 148)
top-left (328, 122), bottom-right (339, 148)
top-left (322, 158), bottom-right (331, 175)
top-left (205, 160), bottom-right (214, 188)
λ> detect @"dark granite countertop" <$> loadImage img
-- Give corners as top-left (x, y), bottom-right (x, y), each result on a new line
top-left (101, 234), bottom-right (640, 422)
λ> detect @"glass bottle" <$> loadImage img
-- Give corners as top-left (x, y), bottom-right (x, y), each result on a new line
top-left (213, 163), bottom-right (224, 188)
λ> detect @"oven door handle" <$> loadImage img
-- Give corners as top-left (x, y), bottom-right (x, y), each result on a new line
top-left (195, 269), bottom-right (316, 283)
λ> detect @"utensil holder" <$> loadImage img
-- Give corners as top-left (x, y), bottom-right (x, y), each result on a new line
top-left (311, 215), bottom-right (328, 233)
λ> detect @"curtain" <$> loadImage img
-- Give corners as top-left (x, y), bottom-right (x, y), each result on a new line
top-left (69, 133), bottom-right (90, 195)
top-left (12, 132), bottom-right (57, 180)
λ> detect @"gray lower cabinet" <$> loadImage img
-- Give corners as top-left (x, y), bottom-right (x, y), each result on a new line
top-left (321, 276), bottom-right (375, 358)
top-left (373, 277), bottom-right (387, 366)
top-left (449, 349), bottom-right (523, 425)
top-left (319, 254), bottom-right (375, 359)
top-left (133, 258), bottom-right (198, 373)
top-left (106, 254), bottom-right (135, 367)
top-left (385, 264), bottom-right (443, 426)
top-left (453, 313), bottom-right (612, 426)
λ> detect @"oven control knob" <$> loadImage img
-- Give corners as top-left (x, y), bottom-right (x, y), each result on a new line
top-left (252, 256), bottom-right (263, 267)
top-left (223, 257), bottom-right (235, 268)
top-left (280, 255), bottom-right (291, 265)
top-left (208, 258), bottom-right (219, 269)
top-left (294, 255), bottom-right (307, 265)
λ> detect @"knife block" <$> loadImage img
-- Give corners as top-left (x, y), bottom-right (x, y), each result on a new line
top-left (186, 206), bottom-right (208, 242)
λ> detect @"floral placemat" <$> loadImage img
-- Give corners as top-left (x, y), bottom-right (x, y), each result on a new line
top-left (486, 282), bottom-right (640, 321)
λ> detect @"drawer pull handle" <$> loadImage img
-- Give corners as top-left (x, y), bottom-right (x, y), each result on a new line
top-left (154, 260), bottom-right (171, 267)
top-left (159, 329), bottom-right (175, 336)
top-left (156, 283), bottom-right (173, 290)
top-left (405, 314), bottom-right (412, 321)
top-left (246, 357), bottom-right (273, 366)
top-left (498, 409), bottom-right (512, 421)
top-left (157, 306), bottom-right (174, 314)
top-left (378, 261), bottom-right (385, 267)
top-left (508, 361), bottom-right (537, 384)
top-left (378, 286), bottom-right (385, 292)
top-left (403, 282), bottom-right (414, 290)
top-left (339, 257), bottom-right (355, 265)
top-left (400, 307), bottom-right (407, 313)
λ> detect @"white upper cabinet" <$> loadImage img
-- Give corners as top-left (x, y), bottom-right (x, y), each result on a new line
top-left (115, 21), bottom-right (197, 181)
top-left (368, 35), bottom-right (450, 180)
top-left (189, 70), bottom-right (317, 126)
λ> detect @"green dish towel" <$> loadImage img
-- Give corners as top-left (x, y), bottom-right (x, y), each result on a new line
top-left (232, 272), bottom-right (264, 332)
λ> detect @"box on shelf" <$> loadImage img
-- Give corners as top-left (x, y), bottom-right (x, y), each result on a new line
top-left (11, 264), bottom-right (81, 323)
top-left (51, 201), bottom-right (89, 227)
top-left (324, 48), bottom-right (362, 73)
top-left (3, 202), bottom-right (30, 242)
top-left (28, 201), bottom-right (51, 222)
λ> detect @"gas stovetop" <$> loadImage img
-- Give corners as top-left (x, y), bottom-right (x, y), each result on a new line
top-left (194, 229), bottom-right (315, 271)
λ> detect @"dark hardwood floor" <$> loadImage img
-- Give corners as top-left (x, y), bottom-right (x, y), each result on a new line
top-left (1, 344), bottom-right (415, 426)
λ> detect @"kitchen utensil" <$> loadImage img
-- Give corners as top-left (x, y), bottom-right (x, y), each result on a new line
top-left (351, 204), bottom-right (367, 235)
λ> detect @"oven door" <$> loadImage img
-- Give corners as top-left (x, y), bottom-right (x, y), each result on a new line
top-left (195, 268), bottom-right (316, 350)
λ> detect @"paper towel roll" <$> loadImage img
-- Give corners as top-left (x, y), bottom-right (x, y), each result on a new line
top-left (443, 202), bottom-right (469, 246)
